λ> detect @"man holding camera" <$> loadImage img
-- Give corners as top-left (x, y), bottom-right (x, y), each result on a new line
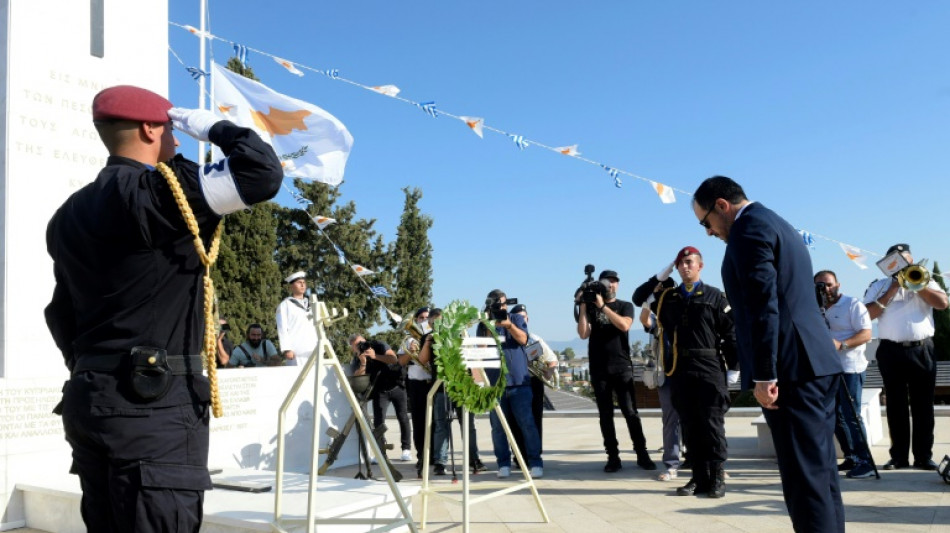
top-left (348, 334), bottom-right (410, 466)
top-left (863, 244), bottom-right (948, 471)
top-left (641, 247), bottom-right (736, 498)
top-left (576, 270), bottom-right (656, 473)
top-left (477, 289), bottom-right (543, 479)
top-left (814, 270), bottom-right (874, 479)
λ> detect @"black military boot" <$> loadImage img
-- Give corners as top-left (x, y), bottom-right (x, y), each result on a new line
top-left (604, 455), bottom-right (623, 473)
top-left (708, 463), bottom-right (726, 499)
top-left (635, 449), bottom-right (657, 470)
top-left (675, 479), bottom-right (697, 496)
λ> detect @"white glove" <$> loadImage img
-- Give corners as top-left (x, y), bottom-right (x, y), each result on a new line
top-left (656, 262), bottom-right (675, 282)
top-left (726, 370), bottom-right (740, 385)
top-left (168, 107), bottom-right (221, 142)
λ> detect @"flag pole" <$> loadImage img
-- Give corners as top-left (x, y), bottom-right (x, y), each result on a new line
top-left (197, 0), bottom-right (208, 162)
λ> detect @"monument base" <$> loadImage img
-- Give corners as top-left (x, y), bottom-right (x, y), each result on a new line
top-left (17, 469), bottom-right (418, 533)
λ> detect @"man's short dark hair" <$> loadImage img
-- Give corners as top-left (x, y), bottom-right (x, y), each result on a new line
top-left (693, 175), bottom-right (748, 210)
top-left (246, 323), bottom-right (263, 336)
top-left (814, 270), bottom-right (837, 282)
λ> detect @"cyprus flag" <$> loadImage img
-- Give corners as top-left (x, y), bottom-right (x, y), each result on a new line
top-left (211, 62), bottom-right (354, 186)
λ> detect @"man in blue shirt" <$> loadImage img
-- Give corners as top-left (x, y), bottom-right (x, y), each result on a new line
top-left (477, 289), bottom-right (543, 479)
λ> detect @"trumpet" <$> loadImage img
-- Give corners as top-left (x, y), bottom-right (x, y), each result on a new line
top-left (898, 259), bottom-right (931, 292)
top-left (529, 358), bottom-right (557, 390)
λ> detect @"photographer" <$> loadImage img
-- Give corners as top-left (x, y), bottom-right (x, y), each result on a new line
top-left (348, 334), bottom-right (406, 462)
top-left (476, 289), bottom-right (543, 479)
top-left (814, 270), bottom-right (874, 479)
top-left (642, 247), bottom-right (736, 498)
top-left (576, 269), bottom-right (655, 473)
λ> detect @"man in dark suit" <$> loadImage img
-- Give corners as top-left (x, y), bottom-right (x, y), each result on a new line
top-left (692, 176), bottom-right (844, 532)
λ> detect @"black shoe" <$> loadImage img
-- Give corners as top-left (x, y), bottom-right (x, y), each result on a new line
top-left (434, 464), bottom-right (446, 476)
top-left (604, 457), bottom-right (623, 473)
top-left (837, 458), bottom-right (856, 472)
top-left (472, 459), bottom-right (487, 474)
top-left (913, 459), bottom-right (938, 471)
top-left (636, 452), bottom-right (657, 471)
top-left (707, 465), bottom-right (726, 498)
top-left (675, 480), bottom-right (697, 496)
top-left (883, 459), bottom-right (910, 470)
top-left (680, 459), bottom-right (692, 470)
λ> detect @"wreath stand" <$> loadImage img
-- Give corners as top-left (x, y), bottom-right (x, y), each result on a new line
top-left (270, 295), bottom-right (418, 533)
top-left (417, 336), bottom-right (549, 532)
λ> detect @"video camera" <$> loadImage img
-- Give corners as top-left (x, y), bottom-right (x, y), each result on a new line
top-left (486, 296), bottom-right (518, 322)
top-left (578, 264), bottom-right (609, 304)
top-left (574, 264), bottom-right (609, 322)
top-left (815, 281), bottom-right (827, 309)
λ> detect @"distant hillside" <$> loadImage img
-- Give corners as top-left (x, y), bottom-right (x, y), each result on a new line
top-left (546, 329), bottom-right (652, 359)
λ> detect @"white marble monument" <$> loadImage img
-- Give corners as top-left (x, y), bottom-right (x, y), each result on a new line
top-left (0, 1), bottom-right (356, 529)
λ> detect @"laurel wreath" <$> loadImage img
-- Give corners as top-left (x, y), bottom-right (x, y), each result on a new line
top-left (432, 300), bottom-right (508, 413)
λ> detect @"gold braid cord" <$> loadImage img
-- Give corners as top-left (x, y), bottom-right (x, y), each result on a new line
top-left (655, 287), bottom-right (679, 377)
top-left (157, 163), bottom-right (225, 417)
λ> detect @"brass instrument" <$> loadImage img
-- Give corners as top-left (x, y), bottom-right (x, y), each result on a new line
top-left (400, 318), bottom-right (432, 373)
top-left (529, 358), bottom-right (557, 390)
top-left (898, 259), bottom-right (931, 292)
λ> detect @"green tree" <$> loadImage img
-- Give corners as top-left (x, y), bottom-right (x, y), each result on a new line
top-left (377, 187), bottom-right (434, 349)
top-left (211, 57), bottom-right (280, 342)
top-left (275, 179), bottom-right (394, 360)
top-left (225, 56), bottom-right (259, 81)
top-left (932, 262), bottom-right (950, 361)
top-left (562, 347), bottom-right (576, 361)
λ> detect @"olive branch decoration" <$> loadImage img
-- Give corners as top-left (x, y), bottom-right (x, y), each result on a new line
top-left (432, 300), bottom-right (508, 413)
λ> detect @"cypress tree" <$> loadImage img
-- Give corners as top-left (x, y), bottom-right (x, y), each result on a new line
top-left (211, 57), bottom-right (281, 343)
top-left (275, 179), bottom-right (394, 360)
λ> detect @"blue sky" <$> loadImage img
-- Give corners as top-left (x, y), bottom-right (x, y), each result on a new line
top-left (167, 1), bottom-right (950, 343)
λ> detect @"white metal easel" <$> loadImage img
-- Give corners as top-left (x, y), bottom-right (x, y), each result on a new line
top-left (270, 295), bottom-right (418, 533)
top-left (417, 336), bottom-right (548, 532)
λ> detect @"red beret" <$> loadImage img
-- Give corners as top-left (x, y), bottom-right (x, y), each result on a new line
top-left (92, 85), bottom-right (172, 122)
top-left (675, 246), bottom-right (702, 266)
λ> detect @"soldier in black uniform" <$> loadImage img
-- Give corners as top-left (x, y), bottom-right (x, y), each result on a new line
top-left (640, 246), bottom-right (737, 498)
top-left (45, 85), bottom-right (282, 532)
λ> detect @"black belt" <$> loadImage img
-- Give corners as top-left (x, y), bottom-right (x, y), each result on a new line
top-left (881, 338), bottom-right (929, 348)
top-left (72, 354), bottom-right (205, 376)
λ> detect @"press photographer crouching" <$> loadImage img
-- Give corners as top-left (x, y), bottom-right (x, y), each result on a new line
top-left (575, 268), bottom-right (656, 473)
top-left (348, 334), bottom-right (404, 461)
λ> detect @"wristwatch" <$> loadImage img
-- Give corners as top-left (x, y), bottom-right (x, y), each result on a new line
top-left (839, 342), bottom-right (850, 351)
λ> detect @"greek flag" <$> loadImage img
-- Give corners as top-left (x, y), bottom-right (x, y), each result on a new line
top-left (370, 286), bottom-right (392, 298)
top-left (798, 229), bottom-right (815, 249)
top-left (333, 244), bottom-right (346, 265)
top-left (233, 43), bottom-right (248, 66)
top-left (417, 101), bottom-right (438, 118)
top-left (291, 190), bottom-right (312, 207)
top-left (602, 165), bottom-right (622, 187)
top-left (509, 134), bottom-right (528, 150)
top-left (186, 66), bottom-right (209, 80)
top-left (324, 68), bottom-right (340, 79)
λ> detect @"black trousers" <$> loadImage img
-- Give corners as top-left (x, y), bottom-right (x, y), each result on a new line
top-left (591, 370), bottom-right (648, 457)
top-left (61, 373), bottom-right (211, 533)
top-left (373, 384), bottom-right (411, 451)
top-left (877, 338), bottom-right (937, 464)
top-left (407, 378), bottom-right (432, 462)
top-left (670, 353), bottom-right (729, 489)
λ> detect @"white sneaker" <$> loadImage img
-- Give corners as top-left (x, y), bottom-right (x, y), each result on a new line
top-left (656, 468), bottom-right (677, 481)
top-left (530, 466), bottom-right (543, 479)
top-left (497, 466), bottom-right (511, 478)
top-left (401, 449), bottom-right (412, 462)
